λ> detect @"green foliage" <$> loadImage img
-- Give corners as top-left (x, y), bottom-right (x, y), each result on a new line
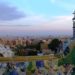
top-left (48, 39), bottom-right (59, 48)
top-left (27, 62), bottom-right (33, 71)
top-left (28, 50), bottom-right (37, 56)
top-left (27, 62), bottom-right (36, 73)
top-left (58, 48), bottom-right (75, 66)
top-left (13, 41), bottom-right (43, 56)
top-left (13, 45), bottom-right (26, 56)
top-left (48, 38), bottom-right (62, 53)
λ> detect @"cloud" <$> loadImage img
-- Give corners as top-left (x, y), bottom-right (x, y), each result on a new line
top-left (0, 15), bottom-right (46, 26)
top-left (0, 15), bottom-right (73, 36)
top-left (0, 15), bottom-right (73, 30)
top-left (0, 2), bottom-right (25, 21)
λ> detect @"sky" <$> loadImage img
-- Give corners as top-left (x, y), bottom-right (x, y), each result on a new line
top-left (0, 0), bottom-right (75, 36)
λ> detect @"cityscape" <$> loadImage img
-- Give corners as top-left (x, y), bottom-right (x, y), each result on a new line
top-left (0, 0), bottom-right (75, 75)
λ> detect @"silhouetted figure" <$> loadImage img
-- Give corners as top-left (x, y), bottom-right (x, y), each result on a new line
top-left (3, 63), bottom-right (19, 75)
top-left (64, 47), bottom-right (70, 56)
top-left (72, 67), bottom-right (75, 75)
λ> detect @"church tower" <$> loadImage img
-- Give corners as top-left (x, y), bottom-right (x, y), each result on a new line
top-left (72, 10), bottom-right (75, 39)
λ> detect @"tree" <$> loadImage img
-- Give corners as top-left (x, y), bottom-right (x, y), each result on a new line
top-left (14, 40), bottom-right (43, 56)
top-left (0, 53), bottom-right (3, 57)
top-left (14, 45), bottom-right (26, 56)
top-left (58, 48), bottom-right (75, 66)
top-left (27, 61), bottom-right (36, 73)
top-left (28, 50), bottom-right (37, 56)
top-left (35, 41), bottom-right (43, 51)
top-left (48, 38), bottom-right (62, 54)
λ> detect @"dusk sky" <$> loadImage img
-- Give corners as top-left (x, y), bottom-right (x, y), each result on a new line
top-left (0, 0), bottom-right (75, 36)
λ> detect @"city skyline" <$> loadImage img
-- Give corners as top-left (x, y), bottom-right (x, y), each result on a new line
top-left (0, 0), bottom-right (74, 36)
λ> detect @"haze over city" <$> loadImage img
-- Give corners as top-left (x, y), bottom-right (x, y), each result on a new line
top-left (0, 0), bottom-right (74, 36)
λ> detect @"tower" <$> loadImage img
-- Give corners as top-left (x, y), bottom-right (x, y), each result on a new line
top-left (72, 10), bottom-right (75, 39)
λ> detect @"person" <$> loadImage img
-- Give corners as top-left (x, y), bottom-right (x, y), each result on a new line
top-left (2, 63), bottom-right (12, 75)
top-left (71, 67), bottom-right (75, 75)
top-left (63, 64), bottom-right (72, 75)
top-left (37, 68), bottom-right (43, 75)
top-left (57, 68), bottom-right (64, 75)
top-left (10, 69), bottom-right (19, 75)
top-left (48, 65), bottom-right (55, 75)
top-left (19, 67), bottom-right (26, 75)
top-left (2, 69), bottom-right (10, 75)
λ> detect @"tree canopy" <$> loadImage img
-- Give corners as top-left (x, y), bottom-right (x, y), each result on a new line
top-left (58, 48), bottom-right (75, 66)
top-left (48, 38), bottom-right (62, 54)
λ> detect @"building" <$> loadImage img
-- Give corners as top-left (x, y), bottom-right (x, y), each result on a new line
top-left (72, 10), bottom-right (75, 39)
top-left (66, 11), bottom-right (75, 50)
top-left (68, 11), bottom-right (75, 49)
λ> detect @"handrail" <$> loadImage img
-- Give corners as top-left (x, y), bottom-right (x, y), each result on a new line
top-left (0, 55), bottom-right (58, 62)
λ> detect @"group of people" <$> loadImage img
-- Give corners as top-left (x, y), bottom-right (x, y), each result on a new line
top-left (2, 63), bottom-right (26, 75)
top-left (1, 63), bottom-right (75, 75)
top-left (31, 64), bottom-right (75, 75)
